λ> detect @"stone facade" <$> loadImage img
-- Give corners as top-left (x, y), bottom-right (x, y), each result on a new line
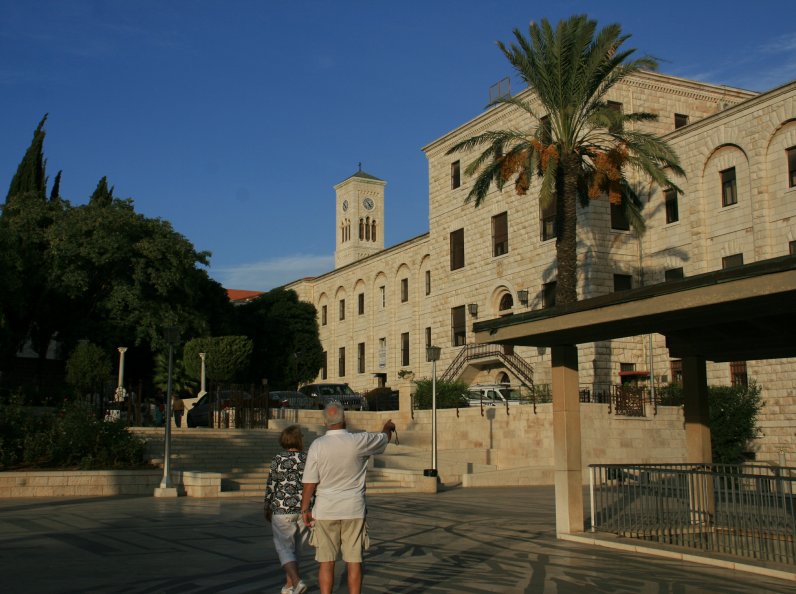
top-left (288, 71), bottom-right (796, 466)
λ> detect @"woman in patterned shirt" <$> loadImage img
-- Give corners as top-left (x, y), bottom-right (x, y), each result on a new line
top-left (264, 425), bottom-right (310, 594)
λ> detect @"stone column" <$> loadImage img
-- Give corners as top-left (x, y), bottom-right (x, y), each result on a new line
top-left (551, 344), bottom-right (584, 535)
top-left (682, 356), bottom-right (711, 462)
top-left (682, 355), bottom-right (713, 524)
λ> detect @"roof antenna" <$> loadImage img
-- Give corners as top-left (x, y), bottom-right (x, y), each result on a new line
top-left (358, 162), bottom-right (362, 172)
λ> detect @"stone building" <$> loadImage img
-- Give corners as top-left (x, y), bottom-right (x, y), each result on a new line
top-left (287, 71), bottom-right (796, 465)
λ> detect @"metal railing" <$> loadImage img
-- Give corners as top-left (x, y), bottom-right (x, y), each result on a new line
top-left (589, 463), bottom-right (796, 565)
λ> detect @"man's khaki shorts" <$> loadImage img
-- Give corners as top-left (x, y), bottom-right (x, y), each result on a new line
top-left (309, 518), bottom-right (368, 563)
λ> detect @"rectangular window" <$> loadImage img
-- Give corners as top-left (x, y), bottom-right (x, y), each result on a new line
top-left (543, 281), bottom-right (557, 308)
top-left (674, 113), bottom-right (689, 129)
top-left (321, 305), bottom-right (327, 326)
top-left (425, 270), bottom-right (431, 295)
top-left (450, 228), bottom-right (465, 270)
top-left (357, 342), bottom-right (365, 374)
top-left (607, 100), bottom-right (623, 132)
top-left (670, 359), bottom-right (682, 384)
top-left (338, 347), bottom-right (346, 377)
top-left (400, 278), bottom-right (408, 303)
top-left (357, 292), bottom-right (365, 315)
top-left (613, 274), bottom-right (632, 292)
top-left (379, 285), bottom-right (386, 308)
top-left (788, 146), bottom-right (796, 188)
top-left (610, 202), bottom-right (630, 231)
top-left (722, 253), bottom-right (744, 269)
top-left (664, 267), bottom-right (684, 281)
top-left (790, 240), bottom-right (796, 255)
top-left (664, 189), bottom-right (679, 224)
top-left (451, 160), bottom-right (461, 189)
top-left (451, 305), bottom-right (466, 346)
top-left (721, 167), bottom-right (737, 207)
top-left (321, 351), bottom-right (328, 380)
top-left (540, 198), bottom-right (556, 241)
top-left (492, 211), bottom-right (508, 256)
top-left (339, 299), bottom-right (345, 321)
top-left (400, 332), bottom-right (410, 366)
top-left (378, 337), bottom-right (387, 369)
top-left (425, 326), bottom-right (432, 349)
top-left (730, 361), bottom-right (748, 387)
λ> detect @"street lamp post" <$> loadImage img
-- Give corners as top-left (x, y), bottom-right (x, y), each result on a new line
top-left (424, 346), bottom-right (441, 478)
top-left (156, 327), bottom-right (180, 497)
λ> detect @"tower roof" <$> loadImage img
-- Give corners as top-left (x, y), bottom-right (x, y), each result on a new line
top-left (342, 167), bottom-right (383, 183)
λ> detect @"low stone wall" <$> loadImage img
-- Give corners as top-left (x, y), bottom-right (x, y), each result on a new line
top-left (0, 469), bottom-right (226, 498)
top-left (0, 469), bottom-right (163, 497)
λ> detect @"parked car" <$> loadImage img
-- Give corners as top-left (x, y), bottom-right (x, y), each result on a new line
top-left (297, 383), bottom-right (369, 411)
top-left (467, 384), bottom-right (524, 406)
top-left (271, 390), bottom-right (315, 410)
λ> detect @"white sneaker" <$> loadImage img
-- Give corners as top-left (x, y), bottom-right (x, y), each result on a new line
top-left (280, 586), bottom-right (291, 594)
top-left (292, 580), bottom-right (308, 594)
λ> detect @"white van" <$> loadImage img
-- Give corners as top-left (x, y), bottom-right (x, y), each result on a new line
top-left (467, 384), bottom-right (524, 406)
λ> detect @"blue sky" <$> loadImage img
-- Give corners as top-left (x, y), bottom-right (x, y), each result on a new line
top-left (3, 1), bottom-right (796, 290)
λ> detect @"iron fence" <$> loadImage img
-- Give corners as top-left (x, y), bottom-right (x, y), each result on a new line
top-left (589, 463), bottom-right (796, 565)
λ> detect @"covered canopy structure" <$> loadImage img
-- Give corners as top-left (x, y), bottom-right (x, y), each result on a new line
top-left (473, 255), bottom-right (796, 534)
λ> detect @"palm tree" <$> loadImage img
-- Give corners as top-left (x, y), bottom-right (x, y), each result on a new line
top-left (447, 15), bottom-right (684, 305)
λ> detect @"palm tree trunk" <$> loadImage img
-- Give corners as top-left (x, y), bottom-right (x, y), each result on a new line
top-left (555, 153), bottom-right (579, 305)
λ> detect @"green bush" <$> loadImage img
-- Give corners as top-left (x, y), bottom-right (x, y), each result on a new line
top-left (657, 381), bottom-right (762, 464)
top-left (1, 397), bottom-right (147, 470)
top-left (65, 341), bottom-right (112, 396)
top-left (413, 378), bottom-right (469, 409)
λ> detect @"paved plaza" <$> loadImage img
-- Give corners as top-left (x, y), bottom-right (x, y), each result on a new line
top-left (1, 486), bottom-right (795, 593)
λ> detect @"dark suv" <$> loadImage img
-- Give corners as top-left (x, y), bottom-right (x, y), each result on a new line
top-left (297, 383), bottom-right (368, 411)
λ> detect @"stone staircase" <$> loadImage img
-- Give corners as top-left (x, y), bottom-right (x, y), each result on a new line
top-left (132, 426), bottom-right (428, 497)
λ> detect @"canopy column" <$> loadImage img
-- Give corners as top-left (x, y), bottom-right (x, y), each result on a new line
top-left (551, 344), bottom-right (584, 534)
top-left (682, 356), bottom-right (712, 463)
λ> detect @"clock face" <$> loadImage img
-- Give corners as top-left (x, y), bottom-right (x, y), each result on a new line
top-left (342, 199), bottom-right (349, 212)
top-left (363, 197), bottom-right (375, 210)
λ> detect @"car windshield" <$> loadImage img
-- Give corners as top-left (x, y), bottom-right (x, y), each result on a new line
top-left (499, 388), bottom-right (521, 400)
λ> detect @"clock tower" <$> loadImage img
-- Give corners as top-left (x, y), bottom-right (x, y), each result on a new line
top-left (334, 167), bottom-right (385, 269)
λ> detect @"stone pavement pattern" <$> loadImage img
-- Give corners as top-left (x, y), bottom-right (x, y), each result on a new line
top-left (1, 487), bottom-right (794, 593)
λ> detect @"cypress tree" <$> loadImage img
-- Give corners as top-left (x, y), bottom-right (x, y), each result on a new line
top-left (6, 114), bottom-right (48, 204)
top-left (89, 176), bottom-right (114, 207)
top-left (49, 170), bottom-right (62, 202)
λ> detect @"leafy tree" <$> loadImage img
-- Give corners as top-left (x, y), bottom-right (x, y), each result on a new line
top-left (47, 194), bottom-right (233, 354)
top-left (183, 336), bottom-right (253, 383)
top-left (234, 288), bottom-right (324, 389)
top-left (65, 341), bottom-right (112, 397)
top-left (413, 378), bottom-right (469, 409)
top-left (1, 117), bottom-right (234, 393)
top-left (447, 15), bottom-right (684, 305)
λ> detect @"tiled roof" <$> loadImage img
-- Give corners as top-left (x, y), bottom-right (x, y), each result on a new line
top-left (226, 288), bottom-right (264, 304)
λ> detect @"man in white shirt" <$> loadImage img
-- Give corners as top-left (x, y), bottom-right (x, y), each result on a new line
top-left (301, 400), bottom-right (395, 594)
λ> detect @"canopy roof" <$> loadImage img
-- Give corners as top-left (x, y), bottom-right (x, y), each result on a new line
top-left (474, 255), bottom-right (796, 362)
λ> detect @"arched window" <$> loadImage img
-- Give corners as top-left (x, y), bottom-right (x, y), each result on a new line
top-left (365, 216), bottom-right (370, 240)
top-left (371, 220), bottom-right (377, 242)
top-left (499, 293), bottom-right (514, 311)
top-left (497, 372), bottom-right (510, 384)
top-left (359, 219), bottom-right (364, 240)
top-left (341, 223), bottom-right (345, 242)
